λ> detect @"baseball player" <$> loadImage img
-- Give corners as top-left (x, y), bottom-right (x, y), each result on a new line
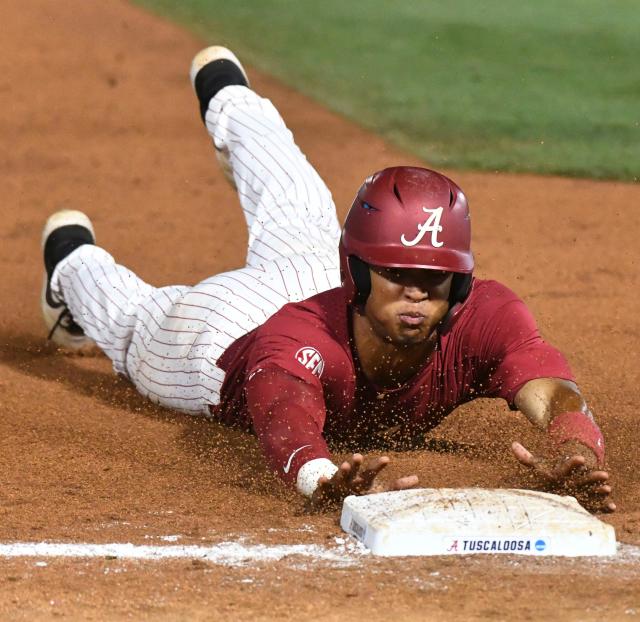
top-left (40, 46), bottom-right (614, 512)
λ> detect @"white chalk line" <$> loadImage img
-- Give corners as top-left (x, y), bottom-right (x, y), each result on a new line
top-left (0, 540), bottom-right (365, 567)
top-left (0, 540), bottom-right (638, 566)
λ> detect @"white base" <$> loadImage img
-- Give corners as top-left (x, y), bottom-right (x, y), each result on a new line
top-left (340, 488), bottom-right (616, 557)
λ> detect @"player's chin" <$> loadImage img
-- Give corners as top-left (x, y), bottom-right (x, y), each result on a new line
top-left (391, 324), bottom-right (433, 346)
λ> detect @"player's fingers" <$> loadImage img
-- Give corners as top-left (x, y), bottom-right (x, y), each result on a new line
top-left (576, 484), bottom-right (612, 500)
top-left (327, 461), bottom-right (354, 491)
top-left (586, 499), bottom-right (616, 514)
top-left (357, 456), bottom-right (390, 490)
top-left (344, 454), bottom-right (363, 484)
top-left (588, 470), bottom-right (609, 481)
top-left (390, 475), bottom-right (419, 491)
top-left (589, 495), bottom-right (617, 513)
top-left (511, 443), bottom-right (559, 481)
top-left (319, 473), bottom-right (344, 494)
top-left (511, 442), bottom-right (536, 467)
top-left (592, 484), bottom-right (612, 495)
top-left (363, 456), bottom-right (390, 475)
top-left (569, 471), bottom-right (609, 490)
top-left (576, 471), bottom-right (609, 486)
top-left (558, 455), bottom-right (583, 474)
top-left (366, 474), bottom-right (418, 495)
top-left (554, 455), bottom-right (586, 478)
top-left (308, 476), bottom-right (342, 509)
top-left (351, 453), bottom-right (364, 465)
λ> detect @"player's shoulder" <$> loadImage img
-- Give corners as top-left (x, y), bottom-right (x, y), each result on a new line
top-left (466, 278), bottom-right (524, 310)
top-left (256, 287), bottom-right (348, 345)
top-left (452, 278), bottom-right (531, 336)
top-left (250, 287), bottom-right (352, 384)
top-left (294, 286), bottom-right (349, 318)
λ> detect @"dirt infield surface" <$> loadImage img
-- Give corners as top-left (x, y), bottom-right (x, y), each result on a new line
top-left (1, 1), bottom-right (639, 620)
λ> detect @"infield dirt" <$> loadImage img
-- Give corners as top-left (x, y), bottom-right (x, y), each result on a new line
top-left (1, 1), bottom-right (639, 620)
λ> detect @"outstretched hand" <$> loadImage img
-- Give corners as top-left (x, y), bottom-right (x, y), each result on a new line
top-left (511, 441), bottom-right (615, 513)
top-left (307, 453), bottom-right (418, 511)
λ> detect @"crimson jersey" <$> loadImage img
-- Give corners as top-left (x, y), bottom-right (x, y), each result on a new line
top-left (213, 279), bottom-right (573, 484)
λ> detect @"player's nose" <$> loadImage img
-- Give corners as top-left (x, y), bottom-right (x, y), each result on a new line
top-left (403, 283), bottom-right (429, 301)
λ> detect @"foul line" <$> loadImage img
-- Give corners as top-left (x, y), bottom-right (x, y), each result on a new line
top-left (1, 540), bottom-right (637, 565)
top-left (0, 541), bottom-right (362, 566)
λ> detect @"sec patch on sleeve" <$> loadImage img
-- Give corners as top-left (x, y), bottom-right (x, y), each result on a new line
top-left (295, 346), bottom-right (325, 377)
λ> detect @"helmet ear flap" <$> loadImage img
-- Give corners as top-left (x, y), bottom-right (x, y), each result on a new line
top-left (349, 256), bottom-right (371, 305)
top-left (439, 273), bottom-right (473, 334)
top-left (449, 273), bottom-right (472, 306)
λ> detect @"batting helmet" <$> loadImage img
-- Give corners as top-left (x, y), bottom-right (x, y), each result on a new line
top-left (339, 166), bottom-right (474, 314)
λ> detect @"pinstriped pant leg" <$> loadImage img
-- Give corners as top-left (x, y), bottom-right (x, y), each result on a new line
top-left (49, 88), bottom-right (344, 416)
top-left (50, 245), bottom-right (215, 413)
top-left (49, 245), bottom-right (333, 414)
top-left (204, 86), bottom-right (341, 268)
top-left (51, 245), bottom-right (182, 375)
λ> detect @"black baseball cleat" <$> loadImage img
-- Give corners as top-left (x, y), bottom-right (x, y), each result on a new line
top-left (189, 46), bottom-right (250, 188)
top-left (41, 209), bottom-right (95, 349)
top-left (189, 46), bottom-right (250, 122)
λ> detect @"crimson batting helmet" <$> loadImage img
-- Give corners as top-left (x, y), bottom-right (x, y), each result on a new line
top-left (339, 166), bottom-right (474, 314)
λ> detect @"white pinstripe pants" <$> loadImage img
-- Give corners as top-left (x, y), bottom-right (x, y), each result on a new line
top-left (50, 86), bottom-right (342, 414)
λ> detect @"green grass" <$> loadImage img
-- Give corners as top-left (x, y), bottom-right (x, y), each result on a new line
top-left (135, 0), bottom-right (639, 181)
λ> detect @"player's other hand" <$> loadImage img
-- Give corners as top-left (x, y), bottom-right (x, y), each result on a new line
top-left (511, 441), bottom-right (615, 513)
top-left (307, 453), bottom-right (418, 511)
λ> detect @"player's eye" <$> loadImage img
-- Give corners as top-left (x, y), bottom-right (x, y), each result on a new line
top-left (425, 270), bottom-right (450, 284)
top-left (379, 268), bottom-right (403, 281)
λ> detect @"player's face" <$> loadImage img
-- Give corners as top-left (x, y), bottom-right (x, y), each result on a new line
top-left (364, 266), bottom-right (452, 345)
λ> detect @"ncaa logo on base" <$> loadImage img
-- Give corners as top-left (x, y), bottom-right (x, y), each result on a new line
top-left (295, 347), bottom-right (325, 377)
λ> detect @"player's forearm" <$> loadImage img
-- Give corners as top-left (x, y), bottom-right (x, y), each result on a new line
top-left (514, 378), bottom-right (588, 428)
top-left (515, 378), bottom-right (605, 464)
top-left (245, 366), bottom-right (335, 493)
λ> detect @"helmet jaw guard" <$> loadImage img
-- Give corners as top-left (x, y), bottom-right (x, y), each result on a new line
top-left (339, 166), bottom-right (475, 314)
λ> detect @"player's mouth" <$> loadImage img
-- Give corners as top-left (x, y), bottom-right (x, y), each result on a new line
top-left (398, 312), bottom-right (426, 327)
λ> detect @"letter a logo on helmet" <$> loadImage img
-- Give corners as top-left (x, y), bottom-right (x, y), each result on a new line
top-left (339, 166), bottom-right (474, 307)
top-left (400, 206), bottom-right (445, 248)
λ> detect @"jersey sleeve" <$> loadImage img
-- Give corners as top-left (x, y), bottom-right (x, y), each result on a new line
top-left (242, 312), bottom-right (342, 487)
top-left (244, 317), bottom-right (330, 389)
top-left (478, 298), bottom-right (574, 407)
top-left (245, 365), bottom-right (332, 487)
